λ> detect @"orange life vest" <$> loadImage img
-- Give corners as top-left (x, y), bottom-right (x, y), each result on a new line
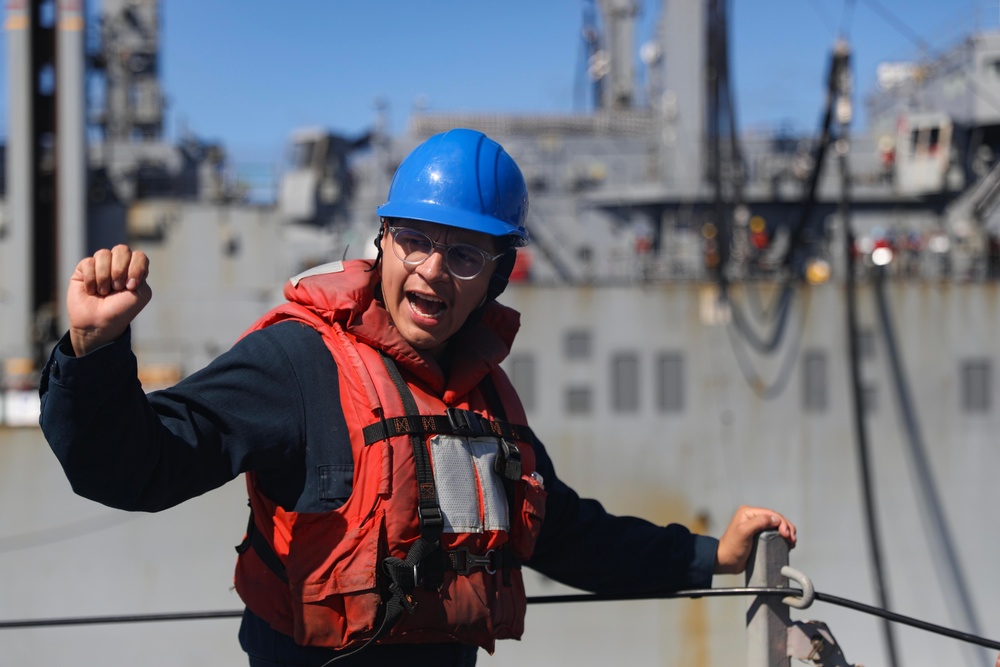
top-left (232, 261), bottom-right (546, 654)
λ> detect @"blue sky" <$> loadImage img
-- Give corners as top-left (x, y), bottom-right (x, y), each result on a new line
top-left (2, 1), bottom-right (997, 167)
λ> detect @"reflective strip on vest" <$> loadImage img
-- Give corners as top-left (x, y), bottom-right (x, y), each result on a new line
top-left (430, 435), bottom-right (510, 534)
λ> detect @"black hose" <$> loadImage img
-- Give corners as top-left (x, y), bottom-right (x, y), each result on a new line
top-left (838, 41), bottom-right (901, 667)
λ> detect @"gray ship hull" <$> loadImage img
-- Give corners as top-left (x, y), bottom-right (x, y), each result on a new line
top-left (3, 280), bottom-right (998, 667)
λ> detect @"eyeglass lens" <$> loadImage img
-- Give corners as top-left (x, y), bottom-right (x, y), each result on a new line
top-left (391, 228), bottom-right (487, 279)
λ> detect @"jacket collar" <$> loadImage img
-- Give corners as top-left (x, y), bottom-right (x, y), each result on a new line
top-left (284, 259), bottom-right (520, 398)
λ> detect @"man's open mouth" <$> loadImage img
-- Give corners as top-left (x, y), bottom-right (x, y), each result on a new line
top-left (408, 292), bottom-right (447, 318)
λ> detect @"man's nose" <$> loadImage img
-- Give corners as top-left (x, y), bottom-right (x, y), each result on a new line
top-left (416, 248), bottom-right (450, 280)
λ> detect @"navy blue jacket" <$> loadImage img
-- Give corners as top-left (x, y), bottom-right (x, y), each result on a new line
top-left (40, 322), bottom-right (718, 666)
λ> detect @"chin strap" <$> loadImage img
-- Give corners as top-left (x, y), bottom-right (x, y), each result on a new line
top-left (486, 250), bottom-right (516, 302)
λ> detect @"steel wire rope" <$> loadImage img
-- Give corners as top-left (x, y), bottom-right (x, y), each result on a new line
top-left (529, 589), bottom-right (1000, 653)
top-left (3, 587), bottom-right (999, 653)
top-left (858, 0), bottom-right (1000, 117)
top-left (804, 0), bottom-right (841, 34)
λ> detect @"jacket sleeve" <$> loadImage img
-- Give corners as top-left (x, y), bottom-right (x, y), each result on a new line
top-left (525, 436), bottom-right (719, 594)
top-left (39, 322), bottom-right (337, 512)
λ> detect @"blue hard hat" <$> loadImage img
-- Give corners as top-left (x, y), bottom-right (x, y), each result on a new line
top-left (377, 129), bottom-right (529, 246)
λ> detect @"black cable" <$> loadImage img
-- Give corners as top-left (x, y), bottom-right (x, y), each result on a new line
top-left (814, 591), bottom-right (1000, 653)
top-left (837, 39), bottom-right (901, 667)
top-left (727, 282), bottom-right (796, 354)
top-left (708, 0), bottom-right (803, 402)
top-left (725, 284), bottom-right (808, 401)
top-left (780, 44), bottom-right (841, 271)
top-left (0, 610), bottom-right (243, 629)
top-left (527, 586), bottom-right (788, 605)
top-left (4, 587), bottom-right (999, 653)
top-left (743, 275), bottom-right (787, 324)
top-left (873, 265), bottom-right (990, 667)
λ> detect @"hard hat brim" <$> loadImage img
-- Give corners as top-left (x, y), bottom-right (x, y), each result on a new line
top-left (378, 202), bottom-right (529, 247)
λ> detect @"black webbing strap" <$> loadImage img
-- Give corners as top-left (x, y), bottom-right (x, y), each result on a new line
top-left (235, 506), bottom-right (289, 584)
top-left (319, 534), bottom-right (439, 667)
top-left (246, 359), bottom-right (526, 663)
top-left (362, 409), bottom-right (534, 446)
top-left (363, 351), bottom-right (445, 647)
top-left (377, 352), bottom-right (444, 544)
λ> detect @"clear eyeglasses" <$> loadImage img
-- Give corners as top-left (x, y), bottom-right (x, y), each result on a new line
top-left (388, 226), bottom-right (505, 280)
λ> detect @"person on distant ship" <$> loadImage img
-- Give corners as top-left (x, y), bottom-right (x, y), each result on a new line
top-left (39, 128), bottom-right (796, 666)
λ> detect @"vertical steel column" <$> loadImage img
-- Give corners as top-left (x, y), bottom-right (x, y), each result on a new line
top-left (658, 0), bottom-right (705, 193)
top-left (746, 530), bottom-right (791, 667)
top-left (56, 0), bottom-right (87, 335)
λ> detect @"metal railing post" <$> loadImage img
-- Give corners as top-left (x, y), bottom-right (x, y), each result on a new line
top-left (746, 530), bottom-right (791, 667)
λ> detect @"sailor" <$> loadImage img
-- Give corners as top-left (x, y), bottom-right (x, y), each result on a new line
top-left (40, 128), bottom-right (796, 666)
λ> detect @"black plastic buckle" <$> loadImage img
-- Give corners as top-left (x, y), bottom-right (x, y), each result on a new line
top-left (446, 407), bottom-right (486, 436)
top-left (448, 548), bottom-right (496, 575)
top-left (383, 556), bottom-right (419, 594)
top-left (418, 505), bottom-right (444, 533)
top-left (494, 439), bottom-right (522, 480)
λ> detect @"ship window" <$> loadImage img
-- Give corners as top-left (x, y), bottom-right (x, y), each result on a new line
top-left (928, 127), bottom-right (941, 154)
top-left (802, 349), bottom-right (828, 412)
top-left (960, 359), bottom-right (991, 413)
top-left (566, 386), bottom-right (592, 414)
top-left (508, 355), bottom-right (536, 412)
top-left (656, 352), bottom-right (685, 412)
top-left (565, 330), bottom-right (592, 360)
top-left (989, 58), bottom-right (1000, 78)
top-left (611, 352), bottom-right (640, 412)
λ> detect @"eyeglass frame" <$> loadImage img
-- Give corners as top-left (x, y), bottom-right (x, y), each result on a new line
top-left (387, 225), bottom-right (507, 280)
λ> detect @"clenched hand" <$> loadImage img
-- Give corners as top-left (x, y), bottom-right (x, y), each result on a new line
top-left (68, 245), bottom-right (152, 356)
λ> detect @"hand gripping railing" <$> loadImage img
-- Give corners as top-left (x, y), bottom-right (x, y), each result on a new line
top-left (747, 529), bottom-right (853, 667)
